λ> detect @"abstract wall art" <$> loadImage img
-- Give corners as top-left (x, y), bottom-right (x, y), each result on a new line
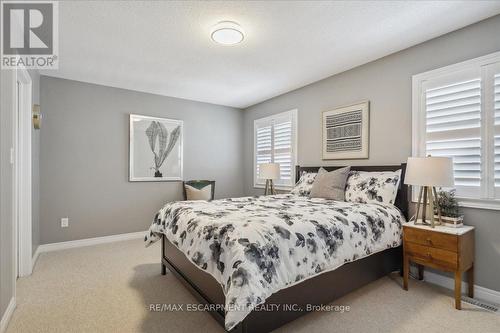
top-left (322, 101), bottom-right (369, 160)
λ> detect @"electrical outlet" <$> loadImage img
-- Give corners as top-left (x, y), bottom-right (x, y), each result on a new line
top-left (61, 217), bottom-right (69, 228)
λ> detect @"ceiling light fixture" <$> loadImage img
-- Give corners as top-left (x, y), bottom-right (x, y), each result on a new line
top-left (211, 21), bottom-right (244, 45)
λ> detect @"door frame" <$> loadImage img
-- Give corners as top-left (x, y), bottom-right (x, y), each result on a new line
top-left (14, 66), bottom-right (33, 278)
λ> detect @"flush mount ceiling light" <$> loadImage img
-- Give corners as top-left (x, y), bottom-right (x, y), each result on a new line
top-left (211, 21), bottom-right (244, 45)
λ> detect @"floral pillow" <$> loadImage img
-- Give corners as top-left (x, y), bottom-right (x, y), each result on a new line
top-left (290, 171), bottom-right (318, 196)
top-left (345, 170), bottom-right (402, 205)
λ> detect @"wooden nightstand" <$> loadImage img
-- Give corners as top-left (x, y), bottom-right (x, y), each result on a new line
top-left (403, 222), bottom-right (475, 309)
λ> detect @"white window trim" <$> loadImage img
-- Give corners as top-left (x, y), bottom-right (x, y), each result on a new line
top-left (412, 50), bottom-right (500, 210)
top-left (253, 109), bottom-right (298, 190)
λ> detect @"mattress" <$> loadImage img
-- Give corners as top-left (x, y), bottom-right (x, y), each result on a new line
top-left (145, 194), bottom-right (405, 330)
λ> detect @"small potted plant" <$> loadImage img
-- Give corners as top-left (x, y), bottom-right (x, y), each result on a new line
top-left (434, 189), bottom-right (464, 227)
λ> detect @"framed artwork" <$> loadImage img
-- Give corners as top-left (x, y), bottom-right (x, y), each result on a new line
top-left (322, 101), bottom-right (369, 160)
top-left (129, 114), bottom-right (183, 181)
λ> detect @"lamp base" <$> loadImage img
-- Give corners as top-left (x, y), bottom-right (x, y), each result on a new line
top-left (413, 219), bottom-right (441, 227)
top-left (413, 218), bottom-right (443, 227)
top-left (413, 185), bottom-right (443, 228)
top-left (264, 179), bottom-right (276, 195)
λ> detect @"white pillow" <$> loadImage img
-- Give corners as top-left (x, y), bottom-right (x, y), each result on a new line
top-left (345, 170), bottom-right (401, 205)
top-left (290, 171), bottom-right (317, 196)
top-left (185, 184), bottom-right (212, 201)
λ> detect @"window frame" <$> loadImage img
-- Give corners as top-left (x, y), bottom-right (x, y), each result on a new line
top-left (253, 109), bottom-right (298, 190)
top-left (412, 51), bottom-right (500, 210)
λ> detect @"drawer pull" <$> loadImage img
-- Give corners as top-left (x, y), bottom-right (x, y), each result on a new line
top-left (426, 253), bottom-right (432, 259)
top-left (426, 238), bottom-right (432, 244)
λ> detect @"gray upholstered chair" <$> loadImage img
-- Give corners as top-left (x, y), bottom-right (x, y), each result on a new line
top-left (182, 180), bottom-right (215, 200)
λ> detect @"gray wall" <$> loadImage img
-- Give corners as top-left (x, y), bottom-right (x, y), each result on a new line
top-left (39, 77), bottom-right (244, 244)
top-left (243, 15), bottom-right (500, 291)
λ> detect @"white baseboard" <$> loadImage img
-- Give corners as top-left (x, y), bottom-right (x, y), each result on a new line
top-left (32, 246), bottom-right (41, 271)
top-left (423, 270), bottom-right (500, 306)
top-left (37, 231), bottom-right (146, 253)
top-left (0, 297), bottom-right (16, 333)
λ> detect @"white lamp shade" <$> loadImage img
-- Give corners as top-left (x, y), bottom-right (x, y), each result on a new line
top-left (405, 157), bottom-right (454, 187)
top-left (259, 163), bottom-right (280, 180)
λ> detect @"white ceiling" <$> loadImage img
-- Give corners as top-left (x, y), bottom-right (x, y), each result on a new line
top-left (41, 1), bottom-right (500, 108)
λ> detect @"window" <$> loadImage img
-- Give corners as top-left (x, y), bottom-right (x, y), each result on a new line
top-left (413, 51), bottom-right (500, 209)
top-left (495, 73), bottom-right (500, 190)
top-left (254, 109), bottom-right (298, 189)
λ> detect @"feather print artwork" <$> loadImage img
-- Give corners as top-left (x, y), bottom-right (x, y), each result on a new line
top-left (145, 121), bottom-right (181, 177)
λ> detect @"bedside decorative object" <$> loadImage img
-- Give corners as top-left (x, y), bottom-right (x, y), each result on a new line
top-left (322, 101), bottom-right (369, 160)
top-left (260, 163), bottom-right (280, 195)
top-left (33, 104), bottom-right (42, 129)
top-left (404, 156), bottom-right (454, 228)
top-left (403, 222), bottom-right (474, 310)
top-left (129, 114), bottom-right (183, 181)
top-left (434, 189), bottom-right (464, 227)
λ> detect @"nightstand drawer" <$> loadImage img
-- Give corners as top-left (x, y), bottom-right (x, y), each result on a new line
top-left (405, 242), bottom-right (458, 270)
top-left (404, 226), bottom-right (457, 252)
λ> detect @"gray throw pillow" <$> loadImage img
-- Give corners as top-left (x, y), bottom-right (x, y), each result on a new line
top-left (309, 166), bottom-right (351, 200)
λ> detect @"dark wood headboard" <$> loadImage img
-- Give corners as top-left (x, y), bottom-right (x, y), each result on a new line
top-left (295, 163), bottom-right (409, 219)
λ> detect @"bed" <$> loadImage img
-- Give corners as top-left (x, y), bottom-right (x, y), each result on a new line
top-left (145, 164), bottom-right (408, 333)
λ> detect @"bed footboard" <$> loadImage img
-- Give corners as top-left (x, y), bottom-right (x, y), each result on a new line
top-left (161, 235), bottom-right (402, 333)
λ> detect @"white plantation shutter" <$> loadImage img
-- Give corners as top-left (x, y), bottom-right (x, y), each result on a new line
top-left (255, 122), bottom-right (272, 180)
top-left (424, 77), bottom-right (482, 197)
top-left (495, 135), bottom-right (500, 188)
top-left (254, 110), bottom-right (297, 188)
top-left (273, 118), bottom-right (293, 183)
top-left (495, 74), bottom-right (500, 125)
top-left (495, 74), bottom-right (500, 192)
top-left (414, 53), bottom-right (500, 207)
top-left (426, 138), bottom-right (481, 186)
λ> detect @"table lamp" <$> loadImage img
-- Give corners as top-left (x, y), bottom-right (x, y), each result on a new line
top-left (404, 156), bottom-right (454, 228)
top-left (260, 163), bottom-right (280, 195)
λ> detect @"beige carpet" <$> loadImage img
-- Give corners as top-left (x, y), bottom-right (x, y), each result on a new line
top-left (6, 239), bottom-right (499, 333)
